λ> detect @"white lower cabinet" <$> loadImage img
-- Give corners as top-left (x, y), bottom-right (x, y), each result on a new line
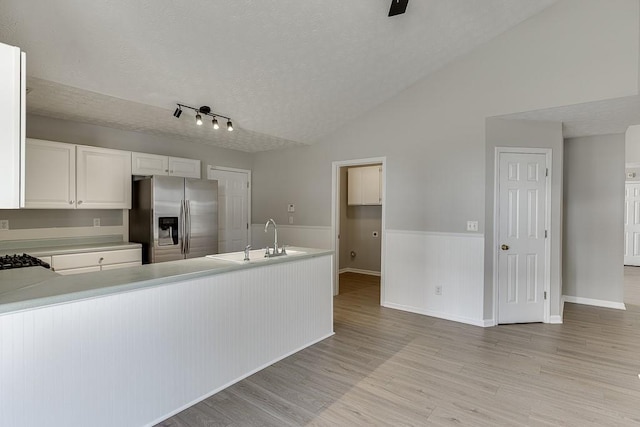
top-left (51, 248), bottom-right (141, 275)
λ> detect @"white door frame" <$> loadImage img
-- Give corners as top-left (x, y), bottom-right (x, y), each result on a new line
top-left (207, 165), bottom-right (252, 248)
top-left (493, 147), bottom-right (552, 324)
top-left (331, 157), bottom-right (386, 298)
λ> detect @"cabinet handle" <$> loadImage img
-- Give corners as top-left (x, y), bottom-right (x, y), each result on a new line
top-left (165, 169), bottom-right (169, 173)
top-left (78, 200), bottom-right (83, 205)
top-left (69, 200), bottom-right (74, 204)
top-left (98, 257), bottom-right (104, 263)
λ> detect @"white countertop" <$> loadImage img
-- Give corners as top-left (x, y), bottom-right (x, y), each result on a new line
top-left (0, 247), bottom-right (333, 315)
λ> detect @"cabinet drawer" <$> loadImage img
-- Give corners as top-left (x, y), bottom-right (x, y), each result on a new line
top-left (52, 249), bottom-right (141, 270)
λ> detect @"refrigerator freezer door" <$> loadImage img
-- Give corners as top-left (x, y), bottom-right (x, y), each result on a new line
top-left (152, 176), bottom-right (186, 263)
top-left (185, 178), bottom-right (218, 258)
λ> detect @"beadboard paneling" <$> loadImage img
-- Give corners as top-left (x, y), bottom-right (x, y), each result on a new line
top-left (383, 230), bottom-right (486, 327)
top-left (0, 255), bottom-right (333, 427)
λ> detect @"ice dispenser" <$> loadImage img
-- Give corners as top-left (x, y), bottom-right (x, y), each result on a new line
top-left (158, 216), bottom-right (179, 246)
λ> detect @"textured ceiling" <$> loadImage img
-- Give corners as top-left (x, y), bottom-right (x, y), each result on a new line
top-left (0, 0), bottom-right (557, 152)
top-left (497, 95), bottom-right (640, 139)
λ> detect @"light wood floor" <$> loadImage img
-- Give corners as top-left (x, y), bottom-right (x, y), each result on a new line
top-left (625, 266), bottom-right (640, 307)
top-left (157, 272), bottom-right (640, 426)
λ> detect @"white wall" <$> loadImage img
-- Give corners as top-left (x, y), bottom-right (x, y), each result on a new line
top-left (251, 0), bottom-right (639, 323)
top-left (485, 118), bottom-right (564, 320)
top-left (563, 134), bottom-right (625, 308)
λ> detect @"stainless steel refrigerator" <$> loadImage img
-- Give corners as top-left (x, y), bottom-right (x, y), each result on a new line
top-left (129, 176), bottom-right (218, 263)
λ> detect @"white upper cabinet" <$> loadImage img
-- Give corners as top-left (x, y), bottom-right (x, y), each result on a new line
top-left (132, 152), bottom-right (169, 175)
top-left (168, 156), bottom-right (201, 178)
top-left (24, 139), bottom-right (76, 209)
top-left (0, 42), bottom-right (25, 209)
top-left (132, 152), bottom-right (201, 178)
top-left (348, 165), bottom-right (382, 206)
top-left (76, 145), bottom-right (132, 209)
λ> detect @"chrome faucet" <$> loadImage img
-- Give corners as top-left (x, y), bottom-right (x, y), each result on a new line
top-left (244, 245), bottom-right (251, 261)
top-left (264, 218), bottom-right (278, 255)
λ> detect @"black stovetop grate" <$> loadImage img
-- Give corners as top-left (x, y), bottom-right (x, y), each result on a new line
top-left (0, 253), bottom-right (51, 270)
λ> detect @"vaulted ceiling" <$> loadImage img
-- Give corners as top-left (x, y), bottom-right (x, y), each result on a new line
top-left (0, 0), bottom-right (557, 152)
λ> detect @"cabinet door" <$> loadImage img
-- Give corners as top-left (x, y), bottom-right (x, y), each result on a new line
top-left (76, 146), bottom-right (132, 209)
top-left (169, 157), bottom-right (201, 178)
top-left (132, 152), bottom-right (169, 176)
top-left (361, 166), bottom-right (382, 205)
top-left (0, 43), bottom-right (24, 209)
top-left (347, 167), bottom-right (362, 205)
top-left (24, 139), bottom-right (76, 208)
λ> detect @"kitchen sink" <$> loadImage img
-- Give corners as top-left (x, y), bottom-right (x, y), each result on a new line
top-left (206, 249), bottom-right (306, 263)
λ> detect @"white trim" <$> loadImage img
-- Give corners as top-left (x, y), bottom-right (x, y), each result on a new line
top-left (338, 268), bottom-right (381, 276)
top-left (548, 315), bottom-right (563, 324)
top-left (563, 295), bottom-right (626, 310)
top-left (387, 229), bottom-right (483, 238)
top-left (331, 157), bottom-right (386, 298)
top-left (493, 147), bottom-right (552, 324)
top-left (383, 302), bottom-right (488, 328)
top-left (207, 165), bottom-right (252, 249)
top-left (145, 331), bottom-right (335, 427)
top-left (482, 319), bottom-right (496, 327)
top-left (625, 162), bottom-right (640, 168)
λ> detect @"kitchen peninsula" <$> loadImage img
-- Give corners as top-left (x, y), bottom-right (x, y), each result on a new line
top-left (0, 247), bottom-right (333, 427)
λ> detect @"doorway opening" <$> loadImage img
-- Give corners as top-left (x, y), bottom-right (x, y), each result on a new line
top-left (623, 126), bottom-right (640, 307)
top-left (332, 158), bottom-right (386, 303)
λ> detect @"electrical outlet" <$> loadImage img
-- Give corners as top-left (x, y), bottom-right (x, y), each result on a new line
top-left (466, 221), bottom-right (478, 232)
top-left (0, 220), bottom-right (8, 231)
top-left (93, 218), bottom-right (101, 227)
top-left (435, 285), bottom-right (442, 295)
top-left (287, 204), bottom-right (295, 213)
top-left (288, 216), bottom-right (294, 224)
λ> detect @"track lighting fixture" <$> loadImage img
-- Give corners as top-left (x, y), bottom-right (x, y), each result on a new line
top-left (173, 103), bottom-right (234, 132)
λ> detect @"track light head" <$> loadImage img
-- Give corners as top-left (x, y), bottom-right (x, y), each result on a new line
top-left (212, 117), bottom-right (219, 129)
top-left (195, 113), bottom-right (203, 126)
top-left (227, 120), bottom-right (233, 132)
top-left (173, 107), bottom-right (182, 118)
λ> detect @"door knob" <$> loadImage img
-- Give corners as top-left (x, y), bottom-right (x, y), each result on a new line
top-left (501, 244), bottom-right (509, 251)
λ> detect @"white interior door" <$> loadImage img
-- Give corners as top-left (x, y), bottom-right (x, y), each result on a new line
top-left (208, 168), bottom-right (249, 253)
top-left (624, 182), bottom-right (640, 266)
top-left (497, 152), bottom-right (547, 324)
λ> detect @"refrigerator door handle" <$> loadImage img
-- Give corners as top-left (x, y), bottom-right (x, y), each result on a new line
top-left (180, 199), bottom-right (185, 254)
top-left (186, 199), bottom-right (191, 254)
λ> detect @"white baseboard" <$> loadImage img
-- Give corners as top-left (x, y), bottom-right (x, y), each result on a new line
top-left (548, 315), bottom-right (563, 324)
top-left (563, 295), bottom-right (626, 310)
top-left (382, 302), bottom-right (487, 328)
top-left (338, 268), bottom-right (380, 276)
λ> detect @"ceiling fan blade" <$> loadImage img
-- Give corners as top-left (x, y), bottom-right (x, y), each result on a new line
top-left (388, 0), bottom-right (409, 17)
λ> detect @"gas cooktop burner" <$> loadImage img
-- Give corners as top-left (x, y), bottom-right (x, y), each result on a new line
top-left (0, 254), bottom-right (51, 270)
